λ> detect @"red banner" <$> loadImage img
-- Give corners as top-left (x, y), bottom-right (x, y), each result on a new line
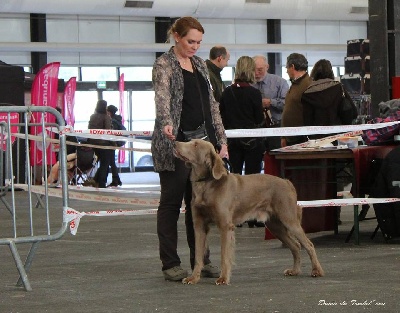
top-left (64, 77), bottom-right (76, 127)
top-left (0, 112), bottom-right (19, 151)
top-left (29, 62), bottom-right (60, 165)
top-left (118, 73), bottom-right (125, 163)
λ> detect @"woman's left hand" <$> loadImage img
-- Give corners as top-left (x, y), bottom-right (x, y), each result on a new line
top-left (218, 144), bottom-right (229, 159)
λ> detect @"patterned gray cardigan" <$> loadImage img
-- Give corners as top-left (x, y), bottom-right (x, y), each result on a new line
top-left (151, 47), bottom-right (227, 172)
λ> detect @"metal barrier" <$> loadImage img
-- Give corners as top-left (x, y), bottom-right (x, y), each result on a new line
top-left (0, 106), bottom-right (69, 291)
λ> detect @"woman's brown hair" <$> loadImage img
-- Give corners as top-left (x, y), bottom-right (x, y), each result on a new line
top-left (166, 17), bottom-right (204, 42)
top-left (310, 59), bottom-right (335, 81)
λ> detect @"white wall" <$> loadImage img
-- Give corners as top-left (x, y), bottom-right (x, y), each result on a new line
top-left (0, 14), bottom-right (31, 65)
top-left (46, 15), bottom-right (156, 66)
top-left (281, 20), bottom-right (367, 66)
top-left (197, 18), bottom-right (268, 65)
top-left (0, 14), bottom-right (367, 68)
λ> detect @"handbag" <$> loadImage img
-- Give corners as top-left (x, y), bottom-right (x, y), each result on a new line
top-left (338, 83), bottom-right (358, 124)
top-left (182, 123), bottom-right (208, 142)
top-left (264, 108), bottom-right (274, 127)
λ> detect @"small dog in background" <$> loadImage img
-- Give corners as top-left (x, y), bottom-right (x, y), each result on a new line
top-left (174, 139), bottom-right (324, 285)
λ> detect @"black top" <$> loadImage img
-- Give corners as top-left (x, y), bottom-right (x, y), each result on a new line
top-left (219, 83), bottom-right (264, 129)
top-left (179, 67), bottom-right (216, 144)
top-left (180, 68), bottom-right (205, 131)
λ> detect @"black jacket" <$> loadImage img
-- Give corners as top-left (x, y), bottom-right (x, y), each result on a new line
top-left (302, 78), bottom-right (358, 128)
top-left (88, 101), bottom-right (112, 146)
top-left (111, 114), bottom-right (125, 130)
top-left (301, 79), bottom-right (358, 140)
top-left (219, 83), bottom-right (264, 130)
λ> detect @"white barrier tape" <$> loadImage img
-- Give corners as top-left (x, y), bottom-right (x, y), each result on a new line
top-left (51, 121), bottom-right (400, 140)
top-left (12, 132), bottom-right (152, 152)
top-left (43, 128), bottom-right (153, 144)
top-left (59, 127), bottom-right (152, 137)
top-left (225, 121), bottom-right (400, 138)
top-left (64, 207), bottom-right (186, 235)
top-left (68, 184), bottom-right (160, 196)
top-left (14, 184), bottom-right (160, 206)
top-left (299, 197), bottom-right (400, 208)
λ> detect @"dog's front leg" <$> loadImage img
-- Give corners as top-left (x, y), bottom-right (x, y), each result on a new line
top-left (182, 217), bottom-right (206, 285)
top-left (216, 223), bottom-right (235, 285)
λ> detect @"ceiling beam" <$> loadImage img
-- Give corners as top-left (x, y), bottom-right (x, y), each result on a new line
top-left (0, 42), bottom-right (346, 53)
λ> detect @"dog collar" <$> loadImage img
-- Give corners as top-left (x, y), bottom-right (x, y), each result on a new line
top-left (193, 176), bottom-right (211, 183)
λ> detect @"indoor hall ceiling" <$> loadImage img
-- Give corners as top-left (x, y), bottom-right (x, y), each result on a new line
top-left (0, 0), bottom-right (368, 21)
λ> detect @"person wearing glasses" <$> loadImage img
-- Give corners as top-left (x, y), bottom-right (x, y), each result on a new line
top-left (253, 55), bottom-right (289, 150)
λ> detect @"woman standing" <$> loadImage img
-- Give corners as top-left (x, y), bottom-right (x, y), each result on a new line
top-left (302, 59), bottom-right (358, 138)
top-left (219, 56), bottom-right (265, 176)
top-left (87, 100), bottom-right (113, 188)
top-left (302, 59), bottom-right (358, 225)
top-left (151, 17), bottom-right (228, 281)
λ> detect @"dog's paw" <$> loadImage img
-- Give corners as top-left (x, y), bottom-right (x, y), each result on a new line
top-left (311, 268), bottom-right (324, 277)
top-left (284, 269), bottom-right (300, 276)
top-left (182, 276), bottom-right (199, 285)
top-left (215, 277), bottom-right (230, 285)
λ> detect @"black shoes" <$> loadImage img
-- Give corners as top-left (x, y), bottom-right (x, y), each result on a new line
top-left (107, 179), bottom-right (122, 187)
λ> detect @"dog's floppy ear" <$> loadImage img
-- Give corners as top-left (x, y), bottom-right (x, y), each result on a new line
top-left (211, 151), bottom-right (227, 180)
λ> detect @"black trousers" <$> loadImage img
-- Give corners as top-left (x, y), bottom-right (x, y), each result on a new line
top-left (109, 150), bottom-right (120, 182)
top-left (228, 140), bottom-right (265, 175)
top-left (94, 148), bottom-right (114, 188)
top-left (157, 157), bottom-right (210, 271)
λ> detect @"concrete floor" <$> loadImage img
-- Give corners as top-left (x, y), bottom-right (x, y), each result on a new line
top-left (1, 172), bottom-right (400, 313)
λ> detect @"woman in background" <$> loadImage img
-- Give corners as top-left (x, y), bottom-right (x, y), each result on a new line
top-left (302, 59), bottom-right (358, 225)
top-left (302, 59), bottom-right (358, 138)
top-left (87, 100), bottom-right (113, 188)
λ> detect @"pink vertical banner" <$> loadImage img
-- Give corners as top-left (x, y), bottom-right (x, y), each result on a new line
top-left (29, 62), bottom-right (60, 165)
top-left (64, 77), bottom-right (76, 127)
top-left (118, 73), bottom-right (125, 163)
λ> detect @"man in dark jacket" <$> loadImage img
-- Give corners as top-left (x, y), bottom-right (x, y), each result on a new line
top-left (281, 53), bottom-right (312, 146)
top-left (206, 46), bottom-right (230, 103)
top-left (88, 100), bottom-right (113, 188)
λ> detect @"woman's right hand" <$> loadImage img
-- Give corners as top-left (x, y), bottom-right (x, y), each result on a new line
top-left (163, 125), bottom-right (175, 140)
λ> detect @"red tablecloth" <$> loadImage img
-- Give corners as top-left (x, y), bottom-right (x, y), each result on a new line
top-left (264, 145), bottom-right (397, 239)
